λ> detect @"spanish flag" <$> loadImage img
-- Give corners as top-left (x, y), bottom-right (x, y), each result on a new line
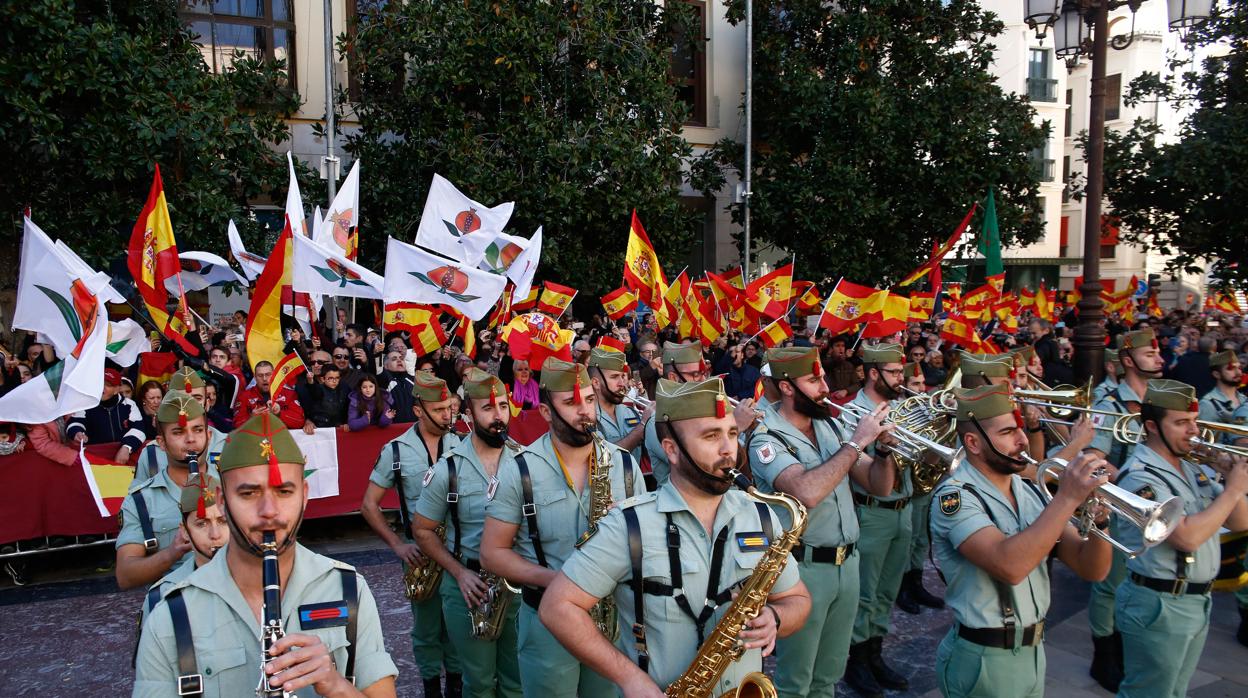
top-left (746, 263), bottom-right (794, 320)
top-left (538, 281), bottom-right (577, 317)
top-left (445, 307), bottom-right (477, 359)
top-left (246, 218), bottom-right (293, 372)
top-left (908, 292), bottom-right (934, 322)
top-left (722, 266), bottom-right (747, 291)
top-left (818, 279), bottom-right (887, 334)
top-left (793, 281), bottom-right (822, 316)
top-left (622, 210), bottom-right (669, 314)
top-left (600, 286), bottom-right (638, 321)
top-left (863, 293), bottom-right (910, 339)
top-left (385, 302), bottom-right (436, 334)
top-left (512, 286), bottom-right (539, 312)
top-left (485, 287), bottom-right (513, 329)
top-left (1215, 292), bottom-right (1242, 314)
top-left (270, 352), bottom-right (307, 397)
top-left (597, 335), bottom-right (627, 354)
top-left (940, 313), bottom-right (980, 349)
top-left (759, 317), bottom-right (793, 348)
top-left (411, 318), bottom-right (450, 357)
top-left (1035, 281), bottom-right (1054, 321)
top-left (80, 445), bottom-right (133, 517)
top-left (897, 203), bottom-right (977, 287)
top-left (128, 165), bottom-right (197, 356)
top-left (1147, 292), bottom-right (1163, 318)
top-left (138, 351), bottom-right (179, 388)
top-left (662, 271), bottom-right (691, 326)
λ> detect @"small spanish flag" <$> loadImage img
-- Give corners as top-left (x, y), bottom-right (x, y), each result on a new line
top-left (80, 445), bottom-right (133, 517)
top-left (269, 352), bottom-right (307, 396)
top-left (512, 286), bottom-right (540, 312)
top-left (759, 318), bottom-right (793, 349)
top-left (538, 281), bottom-right (577, 317)
top-left (597, 335), bottom-right (627, 354)
top-left (600, 286), bottom-right (638, 321)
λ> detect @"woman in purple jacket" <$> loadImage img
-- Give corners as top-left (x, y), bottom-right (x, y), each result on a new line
top-left (347, 374), bottom-right (395, 430)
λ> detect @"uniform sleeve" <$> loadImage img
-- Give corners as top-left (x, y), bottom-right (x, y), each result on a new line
top-left (748, 432), bottom-right (802, 492)
top-left (131, 599), bottom-right (179, 697)
top-left (66, 411), bottom-right (87, 437)
top-left (485, 456), bottom-right (524, 525)
top-left (1086, 399), bottom-right (1117, 456)
top-left (369, 443), bottom-right (397, 489)
top-left (349, 573), bottom-right (400, 690)
top-left (560, 506), bottom-right (631, 598)
top-left (930, 486), bottom-right (996, 550)
top-left (414, 457), bottom-right (450, 524)
top-left (116, 493), bottom-right (147, 548)
top-left (1198, 400), bottom-right (1220, 424)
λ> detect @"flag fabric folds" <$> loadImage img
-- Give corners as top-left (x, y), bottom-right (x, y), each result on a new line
top-left (979, 189), bottom-right (1004, 282)
top-left (746, 263), bottom-right (794, 320)
top-left (127, 164), bottom-right (197, 356)
top-left (506, 227), bottom-right (543, 302)
top-left (246, 219), bottom-right (294, 371)
top-left (105, 319), bottom-right (149, 367)
top-left (270, 352), bottom-right (307, 397)
top-left (862, 293), bottom-right (910, 338)
top-left (819, 279), bottom-right (887, 334)
top-left (138, 352), bottom-right (179, 387)
top-left (898, 203), bottom-right (977, 287)
top-left (538, 281), bottom-right (577, 317)
top-left (759, 318), bottom-right (793, 348)
top-left (228, 220), bottom-right (267, 282)
top-left (170, 251), bottom-right (249, 293)
top-left (512, 286), bottom-right (540, 312)
top-left (291, 234), bottom-right (385, 300)
top-left (317, 158), bottom-right (361, 260)
top-left (622, 211), bottom-right (669, 316)
top-left (503, 312), bottom-right (575, 370)
top-left (600, 286), bottom-right (638, 320)
top-left (383, 237), bottom-right (507, 321)
top-left (80, 445), bottom-right (133, 517)
top-left (415, 174), bottom-right (515, 262)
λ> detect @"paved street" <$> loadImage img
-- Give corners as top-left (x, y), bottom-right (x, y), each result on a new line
top-left (1, 520), bottom-right (1245, 697)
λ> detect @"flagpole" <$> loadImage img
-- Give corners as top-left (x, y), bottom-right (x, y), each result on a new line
top-left (555, 291), bottom-right (578, 321)
top-left (849, 322), bottom-right (869, 352)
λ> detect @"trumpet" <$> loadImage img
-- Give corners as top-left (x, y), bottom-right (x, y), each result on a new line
top-left (1197, 418), bottom-right (1248, 444)
top-left (1188, 436), bottom-right (1248, 463)
top-left (1023, 453), bottom-right (1184, 558)
top-left (836, 401), bottom-right (964, 491)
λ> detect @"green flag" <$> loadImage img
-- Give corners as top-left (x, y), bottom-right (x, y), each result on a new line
top-left (978, 188), bottom-right (1004, 278)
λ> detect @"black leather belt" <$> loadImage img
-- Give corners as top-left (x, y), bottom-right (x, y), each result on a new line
top-left (1130, 572), bottom-right (1213, 595)
top-left (792, 542), bottom-right (855, 565)
top-left (521, 586), bottom-right (544, 610)
top-left (853, 493), bottom-right (911, 510)
top-left (958, 621), bottom-right (1045, 649)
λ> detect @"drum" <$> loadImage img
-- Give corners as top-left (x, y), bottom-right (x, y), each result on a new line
top-left (1213, 528), bottom-right (1248, 593)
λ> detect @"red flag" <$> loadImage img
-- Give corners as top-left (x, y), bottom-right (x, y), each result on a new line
top-left (897, 203), bottom-right (978, 287)
top-left (138, 351), bottom-right (179, 388)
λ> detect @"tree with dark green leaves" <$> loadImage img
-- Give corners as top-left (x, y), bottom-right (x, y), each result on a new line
top-left (344, 1), bottom-right (700, 291)
top-left (689, 0), bottom-right (1046, 285)
top-left (0, 0), bottom-right (304, 277)
top-left (1098, 4), bottom-right (1248, 285)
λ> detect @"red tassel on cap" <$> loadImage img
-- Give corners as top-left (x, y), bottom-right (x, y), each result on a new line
top-left (1013, 409), bottom-right (1025, 430)
top-left (440, 386), bottom-right (449, 401)
top-left (573, 379), bottom-right (583, 404)
top-left (812, 360), bottom-right (822, 378)
top-left (184, 379), bottom-right (193, 392)
top-left (1151, 338), bottom-right (1159, 349)
top-left (1189, 400), bottom-right (1199, 412)
top-left (699, 357), bottom-right (707, 373)
top-left (178, 410), bottom-right (188, 427)
top-left (490, 384), bottom-right (497, 402)
top-left (196, 493), bottom-right (206, 519)
top-left (716, 395), bottom-right (726, 419)
top-left (268, 450), bottom-right (282, 487)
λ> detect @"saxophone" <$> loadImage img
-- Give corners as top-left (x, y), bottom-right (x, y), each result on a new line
top-left (576, 433), bottom-right (620, 642)
top-left (403, 523), bottom-right (446, 602)
top-left (664, 470), bottom-right (808, 698)
top-left (256, 531), bottom-right (293, 698)
top-left (468, 571), bottom-right (521, 641)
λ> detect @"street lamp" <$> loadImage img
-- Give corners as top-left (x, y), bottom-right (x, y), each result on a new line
top-left (1023, 0), bottom-right (1213, 385)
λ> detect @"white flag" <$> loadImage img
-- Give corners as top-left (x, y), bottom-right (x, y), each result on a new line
top-left (105, 319), bottom-right (149, 367)
top-left (318, 159), bottom-right (361, 260)
top-left (383, 237), bottom-right (506, 321)
top-left (415, 174), bottom-right (514, 261)
top-left (228, 220), bottom-right (267, 281)
top-left (166, 251), bottom-right (248, 293)
top-left (508, 226), bottom-right (543, 303)
top-left (292, 234), bottom-right (384, 300)
top-left (286, 151), bottom-right (308, 237)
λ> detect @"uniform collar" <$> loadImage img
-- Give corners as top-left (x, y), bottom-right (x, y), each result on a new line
top-left (448, 432), bottom-right (509, 481)
top-left (654, 480), bottom-right (745, 532)
top-left (953, 458), bottom-right (1026, 513)
top-left (187, 543), bottom-right (334, 635)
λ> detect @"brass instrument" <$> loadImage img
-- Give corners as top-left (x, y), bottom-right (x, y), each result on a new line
top-left (404, 523), bottom-right (446, 602)
top-left (256, 531), bottom-right (293, 698)
top-left (928, 367), bottom-right (961, 413)
top-left (1188, 436), bottom-right (1248, 465)
top-left (664, 470), bottom-right (807, 698)
top-left (836, 401), bottom-right (961, 494)
top-left (579, 433), bottom-right (620, 642)
top-left (468, 571), bottom-right (521, 641)
top-left (1197, 418), bottom-right (1248, 445)
top-left (1023, 453), bottom-right (1184, 558)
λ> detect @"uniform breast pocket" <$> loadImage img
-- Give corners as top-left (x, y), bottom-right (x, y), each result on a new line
top-left (534, 488), bottom-right (572, 545)
top-left (456, 482), bottom-right (486, 525)
top-left (196, 645), bottom-right (247, 698)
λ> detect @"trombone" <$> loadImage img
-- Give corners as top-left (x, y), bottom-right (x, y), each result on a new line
top-left (1022, 453), bottom-right (1184, 558)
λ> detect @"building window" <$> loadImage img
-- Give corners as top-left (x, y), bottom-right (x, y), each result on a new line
top-left (1030, 143), bottom-right (1055, 182)
top-left (346, 0), bottom-right (395, 102)
top-left (1062, 155), bottom-right (1071, 203)
top-left (180, 1), bottom-right (295, 82)
top-left (1060, 215), bottom-right (1069, 257)
top-left (671, 1), bottom-right (708, 127)
top-left (1105, 73), bottom-right (1122, 121)
top-left (1064, 88), bottom-right (1073, 137)
top-left (1100, 214), bottom-right (1119, 259)
top-left (1027, 49), bottom-right (1057, 102)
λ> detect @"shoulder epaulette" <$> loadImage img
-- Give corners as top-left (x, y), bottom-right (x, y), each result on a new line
top-left (617, 491), bottom-right (658, 510)
top-left (127, 474), bottom-right (158, 495)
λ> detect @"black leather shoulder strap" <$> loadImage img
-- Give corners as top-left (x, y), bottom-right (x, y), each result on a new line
top-left (339, 568), bottom-right (359, 686)
top-left (755, 501), bottom-right (774, 543)
top-left (166, 590), bottom-right (203, 697)
top-left (131, 491), bottom-right (157, 554)
top-left (514, 453), bottom-right (547, 568)
top-left (390, 442), bottom-right (411, 538)
top-left (960, 483), bottom-right (1018, 632)
top-left (621, 450), bottom-right (635, 499)
top-left (623, 506), bottom-right (649, 673)
top-left (446, 456), bottom-right (461, 558)
top-left (145, 444), bottom-right (160, 481)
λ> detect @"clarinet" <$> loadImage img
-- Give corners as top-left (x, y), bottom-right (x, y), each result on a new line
top-left (186, 451), bottom-right (201, 485)
top-left (256, 531), bottom-right (292, 698)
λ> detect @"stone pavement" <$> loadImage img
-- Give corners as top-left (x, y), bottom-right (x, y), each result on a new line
top-left (1, 539), bottom-right (1245, 697)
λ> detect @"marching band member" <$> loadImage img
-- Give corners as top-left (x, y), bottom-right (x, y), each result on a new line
top-left (1197, 351), bottom-right (1243, 423)
top-left (132, 367), bottom-right (228, 484)
top-left (138, 474), bottom-right (227, 626)
top-left (897, 362), bottom-right (947, 615)
top-left (588, 347), bottom-right (650, 463)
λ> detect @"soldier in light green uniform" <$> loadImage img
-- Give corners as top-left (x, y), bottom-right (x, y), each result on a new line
top-left (588, 347), bottom-right (650, 464)
top-left (413, 369), bottom-right (522, 698)
top-left (133, 412), bottom-right (398, 697)
top-left (540, 377), bottom-right (813, 696)
top-left (1091, 349), bottom-right (1121, 404)
top-left (1197, 351), bottom-right (1243, 424)
top-left (480, 358), bottom-right (644, 698)
top-left (958, 351), bottom-right (1015, 389)
top-left (360, 371), bottom-right (461, 697)
top-left (747, 346), bottom-right (896, 698)
top-left (117, 391), bottom-right (219, 591)
top-left (1083, 328), bottom-right (1160, 691)
top-left (1114, 379), bottom-right (1248, 698)
top-left (139, 475), bottom-right (228, 625)
top-left (132, 368), bottom-right (228, 484)
top-left (931, 383), bottom-right (1113, 698)
top-left (897, 360), bottom-right (947, 615)
top-left (845, 343), bottom-right (913, 695)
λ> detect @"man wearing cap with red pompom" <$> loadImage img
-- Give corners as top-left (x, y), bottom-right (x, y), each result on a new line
top-left (132, 366), bottom-right (229, 485)
top-left (588, 347), bottom-right (650, 465)
top-left (67, 367), bottom-right (146, 465)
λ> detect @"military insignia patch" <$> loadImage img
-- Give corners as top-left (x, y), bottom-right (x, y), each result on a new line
top-left (1135, 485), bottom-right (1155, 501)
top-left (736, 532), bottom-right (770, 552)
top-left (1195, 471), bottom-right (1210, 485)
top-left (298, 601), bottom-right (350, 629)
top-left (939, 491), bottom-right (961, 515)
top-left (756, 443), bottom-right (776, 464)
top-left (422, 467), bottom-right (436, 487)
top-left (625, 416), bottom-right (640, 428)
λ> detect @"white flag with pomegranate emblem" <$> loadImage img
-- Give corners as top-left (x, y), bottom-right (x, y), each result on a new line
top-left (414, 173), bottom-right (515, 262)
top-left (383, 237), bottom-right (507, 321)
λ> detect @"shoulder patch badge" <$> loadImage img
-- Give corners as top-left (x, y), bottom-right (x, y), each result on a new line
top-left (939, 491), bottom-right (961, 516)
top-left (1195, 470), bottom-right (1210, 486)
top-left (756, 443), bottom-right (776, 464)
top-left (1135, 485), bottom-right (1156, 501)
top-left (736, 532), bottom-right (770, 552)
top-left (422, 467), bottom-right (436, 488)
top-left (298, 601), bottom-right (350, 629)
top-left (625, 416), bottom-right (641, 428)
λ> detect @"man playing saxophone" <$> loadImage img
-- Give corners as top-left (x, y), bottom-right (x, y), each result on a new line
top-left (540, 377), bottom-right (812, 697)
top-left (930, 384), bottom-right (1112, 698)
top-left (480, 358), bottom-right (643, 697)
top-left (413, 369), bottom-right (523, 698)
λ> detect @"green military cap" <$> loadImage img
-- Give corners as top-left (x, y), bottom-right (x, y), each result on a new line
top-left (413, 371), bottom-right (451, 402)
top-left (219, 412), bottom-right (306, 473)
top-left (1105, 348), bottom-right (1120, 364)
top-left (179, 474), bottom-right (220, 516)
top-left (1143, 379), bottom-right (1199, 412)
top-left (462, 367), bottom-right (507, 401)
top-left (539, 357), bottom-right (591, 393)
top-left (862, 342), bottom-right (904, 365)
top-left (955, 383), bottom-right (1017, 422)
top-left (171, 366), bottom-right (204, 392)
top-left (662, 340), bottom-right (705, 369)
top-left (1120, 328), bottom-right (1157, 351)
top-left (959, 351), bottom-right (1014, 379)
top-left (1011, 345), bottom-right (1036, 365)
top-left (587, 347), bottom-right (628, 372)
top-left (765, 346), bottom-right (824, 380)
top-left (903, 362), bottom-right (925, 380)
top-left (1210, 350), bottom-right (1239, 369)
top-left (155, 390), bottom-right (205, 426)
top-left (655, 377), bottom-right (730, 423)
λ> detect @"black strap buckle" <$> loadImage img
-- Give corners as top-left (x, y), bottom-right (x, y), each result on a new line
top-left (143, 538), bottom-right (159, 553)
top-left (177, 673), bottom-right (203, 696)
top-left (1171, 578), bottom-right (1188, 595)
top-left (446, 492), bottom-right (459, 503)
top-left (522, 502), bottom-right (536, 517)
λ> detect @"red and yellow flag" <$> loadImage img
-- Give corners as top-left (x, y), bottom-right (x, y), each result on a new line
top-left (722, 266), bottom-right (747, 291)
top-left (863, 293), bottom-right (910, 339)
top-left (793, 281), bottom-right (822, 316)
top-left (908, 292), bottom-right (934, 322)
top-left (600, 286), bottom-right (638, 321)
top-left (411, 318), bottom-right (450, 357)
top-left (138, 351), bottom-right (178, 388)
top-left (746, 263), bottom-right (794, 320)
top-left (1215, 292), bottom-right (1242, 314)
top-left (512, 286), bottom-right (539, 312)
top-left (819, 280), bottom-right (887, 334)
top-left (940, 313), bottom-right (980, 349)
top-left (622, 210), bottom-right (669, 317)
top-left (79, 445), bottom-right (133, 517)
top-left (270, 352), bottom-right (307, 396)
top-left (597, 335), bottom-right (627, 354)
top-left (246, 218), bottom-right (294, 372)
top-left (897, 203), bottom-right (978, 287)
top-left (128, 165), bottom-right (197, 355)
top-left (1147, 292), bottom-right (1163, 318)
top-left (538, 281), bottom-right (577, 317)
top-left (759, 318), bottom-right (793, 348)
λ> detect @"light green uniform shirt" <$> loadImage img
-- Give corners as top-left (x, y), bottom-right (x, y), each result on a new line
top-left (561, 484), bottom-right (800, 695)
top-left (415, 436), bottom-right (518, 562)
top-left (1117, 444), bottom-right (1223, 583)
top-left (1088, 381), bottom-right (1141, 465)
top-left (131, 427), bottom-right (227, 486)
top-left (370, 426), bottom-right (460, 522)
top-left (485, 433), bottom-right (643, 569)
top-left (596, 401), bottom-right (643, 463)
top-left (140, 557), bottom-right (199, 625)
top-left (930, 461), bottom-right (1051, 629)
top-left (848, 390), bottom-right (911, 501)
top-left (645, 418), bottom-right (672, 486)
top-left (1091, 377), bottom-right (1117, 405)
top-left (1198, 388), bottom-right (1242, 425)
top-left (133, 544), bottom-right (397, 697)
top-left (748, 405), bottom-right (859, 547)
top-left (117, 468), bottom-right (193, 569)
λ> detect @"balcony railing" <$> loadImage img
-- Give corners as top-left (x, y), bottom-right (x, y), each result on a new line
top-left (1032, 158), bottom-right (1056, 182)
top-left (1027, 77), bottom-right (1058, 103)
